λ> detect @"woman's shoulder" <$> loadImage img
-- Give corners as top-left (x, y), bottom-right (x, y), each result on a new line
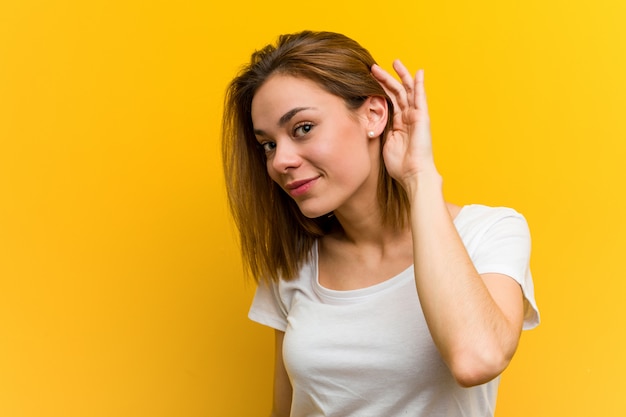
top-left (453, 203), bottom-right (529, 241)
top-left (446, 202), bottom-right (463, 220)
top-left (453, 203), bottom-right (525, 222)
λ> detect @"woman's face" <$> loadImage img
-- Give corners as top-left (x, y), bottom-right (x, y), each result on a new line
top-left (250, 74), bottom-right (380, 219)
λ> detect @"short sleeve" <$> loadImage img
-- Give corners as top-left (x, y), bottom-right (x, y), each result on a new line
top-left (248, 279), bottom-right (289, 331)
top-left (471, 210), bottom-right (540, 330)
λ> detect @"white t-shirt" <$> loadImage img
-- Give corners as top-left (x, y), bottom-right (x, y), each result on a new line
top-left (249, 205), bottom-right (540, 417)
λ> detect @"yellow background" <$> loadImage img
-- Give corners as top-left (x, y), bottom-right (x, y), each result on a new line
top-left (1, 0), bottom-right (625, 416)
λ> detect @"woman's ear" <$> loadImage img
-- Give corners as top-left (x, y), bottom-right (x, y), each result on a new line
top-left (364, 96), bottom-right (388, 138)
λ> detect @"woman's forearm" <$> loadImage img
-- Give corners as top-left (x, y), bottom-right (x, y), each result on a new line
top-left (407, 172), bottom-right (521, 386)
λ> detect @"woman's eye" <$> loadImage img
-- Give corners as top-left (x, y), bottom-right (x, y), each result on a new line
top-left (261, 142), bottom-right (276, 153)
top-left (293, 123), bottom-right (313, 137)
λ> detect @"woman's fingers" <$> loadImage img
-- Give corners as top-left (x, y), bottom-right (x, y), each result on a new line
top-left (371, 63), bottom-right (407, 111)
top-left (414, 69), bottom-right (428, 112)
top-left (372, 61), bottom-right (426, 112)
top-left (392, 60), bottom-right (416, 108)
top-left (371, 66), bottom-right (399, 113)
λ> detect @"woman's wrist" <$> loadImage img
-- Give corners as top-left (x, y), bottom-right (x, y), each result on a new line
top-left (402, 166), bottom-right (443, 200)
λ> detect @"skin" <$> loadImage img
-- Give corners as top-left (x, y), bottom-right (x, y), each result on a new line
top-left (252, 74), bottom-right (382, 221)
top-left (251, 62), bottom-right (525, 417)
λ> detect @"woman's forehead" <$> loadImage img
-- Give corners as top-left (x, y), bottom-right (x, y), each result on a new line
top-left (251, 75), bottom-right (341, 125)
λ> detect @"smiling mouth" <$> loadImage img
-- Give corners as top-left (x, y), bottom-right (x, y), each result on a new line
top-left (285, 177), bottom-right (319, 197)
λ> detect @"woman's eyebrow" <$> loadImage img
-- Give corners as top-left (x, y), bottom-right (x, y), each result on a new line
top-left (278, 107), bottom-right (313, 126)
top-left (253, 107), bottom-right (314, 136)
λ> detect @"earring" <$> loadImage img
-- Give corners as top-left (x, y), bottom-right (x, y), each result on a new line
top-left (368, 131), bottom-right (375, 138)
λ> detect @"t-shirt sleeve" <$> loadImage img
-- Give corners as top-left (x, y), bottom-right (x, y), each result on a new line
top-left (472, 211), bottom-right (540, 330)
top-left (248, 279), bottom-right (289, 331)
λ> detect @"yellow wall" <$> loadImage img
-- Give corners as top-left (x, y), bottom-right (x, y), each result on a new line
top-left (1, 0), bottom-right (625, 416)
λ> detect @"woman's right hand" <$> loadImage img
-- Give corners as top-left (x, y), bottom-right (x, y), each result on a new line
top-left (371, 61), bottom-right (440, 194)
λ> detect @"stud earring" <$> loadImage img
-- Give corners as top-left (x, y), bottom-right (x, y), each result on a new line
top-left (368, 131), bottom-right (375, 138)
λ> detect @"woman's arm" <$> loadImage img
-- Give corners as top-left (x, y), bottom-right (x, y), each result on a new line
top-left (372, 62), bottom-right (525, 387)
top-left (270, 330), bottom-right (292, 417)
top-left (409, 175), bottom-right (524, 386)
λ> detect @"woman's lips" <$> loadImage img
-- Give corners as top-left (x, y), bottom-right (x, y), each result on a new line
top-left (285, 176), bottom-right (319, 197)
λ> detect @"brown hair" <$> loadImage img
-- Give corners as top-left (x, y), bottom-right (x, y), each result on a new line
top-left (222, 31), bottom-right (408, 283)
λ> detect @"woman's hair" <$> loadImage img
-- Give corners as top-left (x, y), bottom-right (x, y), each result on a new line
top-left (222, 30), bottom-right (408, 283)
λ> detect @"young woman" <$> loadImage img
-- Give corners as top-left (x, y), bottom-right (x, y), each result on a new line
top-left (222, 31), bottom-right (539, 417)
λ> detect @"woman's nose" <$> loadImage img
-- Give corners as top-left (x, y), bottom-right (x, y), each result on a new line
top-left (270, 140), bottom-right (302, 173)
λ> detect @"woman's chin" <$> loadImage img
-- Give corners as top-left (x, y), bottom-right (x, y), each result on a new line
top-left (296, 202), bottom-right (333, 220)
top-left (300, 209), bottom-right (327, 219)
